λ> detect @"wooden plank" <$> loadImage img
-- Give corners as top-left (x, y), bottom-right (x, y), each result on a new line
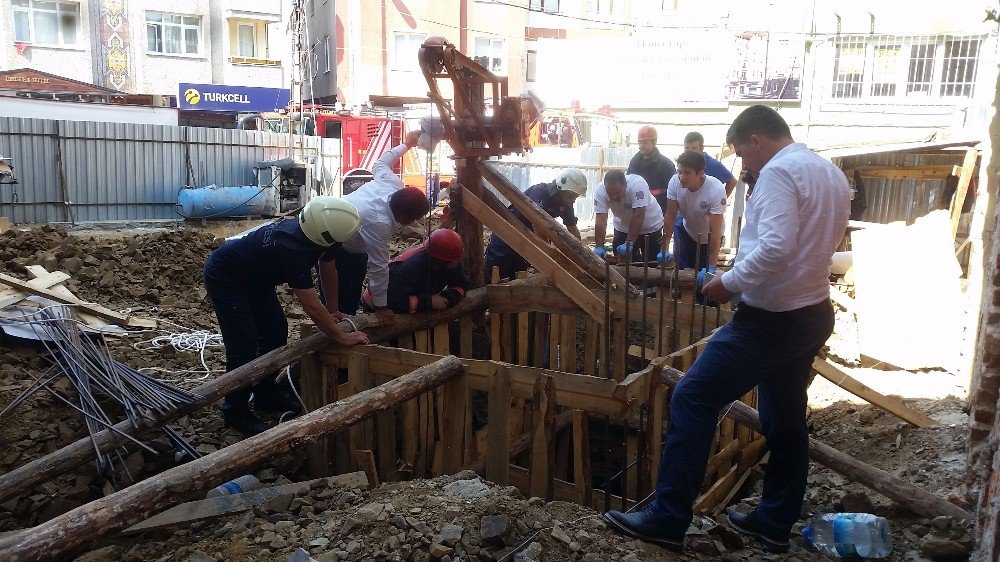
top-left (549, 314), bottom-right (562, 371)
top-left (572, 410), bottom-right (593, 506)
top-left (462, 188), bottom-right (606, 324)
top-left (354, 450), bottom-right (380, 489)
top-left (374, 373), bottom-right (398, 482)
top-left (693, 463), bottom-right (740, 513)
top-left (442, 367), bottom-right (470, 474)
top-left (583, 320), bottom-right (598, 376)
top-left (299, 346), bottom-right (329, 478)
top-left (812, 358), bottom-right (936, 428)
top-left (560, 315), bottom-right (576, 374)
top-left (0, 270), bottom-right (71, 309)
top-left (711, 453), bottom-right (767, 516)
top-left (348, 353), bottom-right (374, 472)
top-left (613, 317), bottom-right (626, 382)
top-left (459, 316), bottom-right (474, 359)
top-left (0, 272), bottom-right (156, 328)
top-left (399, 337), bottom-right (418, 475)
top-left (517, 306), bottom-right (529, 366)
top-left (647, 384), bottom-right (665, 490)
top-left (0, 217), bottom-right (8, 234)
top-left (486, 365), bottom-right (511, 485)
top-left (21, 266), bottom-right (107, 329)
top-left (433, 324), bottom-right (450, 475)
top-left (950, 149), bottom-right (979, 237)
top-left (529, 374), bottom-right (556, 501)
top-left (124, 472), bottom-right (368, 533)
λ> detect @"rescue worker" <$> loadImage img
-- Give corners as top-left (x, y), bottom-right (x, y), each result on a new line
top-left (328, 130), bottom-right (430, 326)
top-left (683, 131), bottom-right (738, 196)
top-left (627, 125), bottom-right (676, 213)
top-left (658, 151), bottom-right (727, 289)
top-left (593, 169), bottom-right (664, 264)
top-left (204, 197), bottom-right (370, 436)
top-left (363, 229), bottom-right (471, 314)
top-left (483, 168), bottom-right (588, 281)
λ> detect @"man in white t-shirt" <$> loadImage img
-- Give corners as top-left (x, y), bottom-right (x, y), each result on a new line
top-left (659, 151), bottom-right (727, 288)
top-left (592, 170), bottom-right (664, 263)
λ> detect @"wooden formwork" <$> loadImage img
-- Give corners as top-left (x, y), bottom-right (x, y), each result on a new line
top-left (299, 279), bottom-right (762, 516)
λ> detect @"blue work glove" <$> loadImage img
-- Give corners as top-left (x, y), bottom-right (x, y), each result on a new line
top-left (657, 251), bottom-right (673, 264)
top-left (615, 243), bottom-right (629, 257)
top-left (696, 265), bottom-right (717, 288)
top-left (593, 246), bottom-right (606, 258)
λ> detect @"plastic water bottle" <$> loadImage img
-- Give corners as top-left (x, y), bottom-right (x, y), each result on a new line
top-left (206, 475), bottom-right (261, 498)
top-left (803, 513), bottom-right (892, 558)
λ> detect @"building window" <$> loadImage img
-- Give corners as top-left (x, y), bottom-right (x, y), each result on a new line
top-left (12, 0), bottom-right (80, 46)
top-left (237, 24), bottom-right (256, 57)
top-left (146, 12), bottom-right (201, 55)
top-left (324, 36), bottom-right (331, 73)
top-left (474, 37), bottom-right (506, 73)
top-left (526, 50), bottom-right (537, 82)
top-left (394, 32), bottom-right (427, 71)
top-left (529, 0), bottom-right (559, 12)
top-left (830, 34), bottom-right (982, 103)
top-left (587, 0), bottom-right (616, 14)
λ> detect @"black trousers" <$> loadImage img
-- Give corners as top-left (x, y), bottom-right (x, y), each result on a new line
top-left (612, 228), bottom-right (663, 264)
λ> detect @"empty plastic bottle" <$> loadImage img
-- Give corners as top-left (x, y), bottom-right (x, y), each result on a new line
top-left (206, 475), bottom-right (261, 498)
top-left (803, 513), bottom-right (892, 558)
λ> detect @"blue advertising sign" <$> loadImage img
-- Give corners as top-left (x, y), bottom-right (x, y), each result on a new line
top-left (178, 83), bottom-right (291, 112)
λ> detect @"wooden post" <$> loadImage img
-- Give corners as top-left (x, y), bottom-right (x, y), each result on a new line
top-left (455, 158), bottom-right (485, 287)
top-left (433, 324), bottom-right (450, 474)
top-left (549, 314), bottom-right (562, 370)
top-left (584, 320), bottom-right (598, 376)
top-left (0, 356), bottom-right (465, 562)
top-left (442, 367), bottom-right (470, 474)
top-left (414, 331), bottom-right (432, 477)
top-left (299, 340), bottom-right (330, 477)
top-left (374, 373), bottom-right (397, 482)
top-left (560, 315), bottom-right (577, 374)
top-left (529, 374), bottom-right (556, 501)
top-left (485, 365), bottom-right (511, 485)
top-left (348, 353), bottom-right (374, 471)
top-left (659, 366), bottom-right (972, 521)
top-left (950, 148), bottom-right (979, 238)
top-left (645, 384), bottom-right (665, 492)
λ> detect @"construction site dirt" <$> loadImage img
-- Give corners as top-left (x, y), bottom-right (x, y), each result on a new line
top-left (0, 224), bottom-right (973, 561)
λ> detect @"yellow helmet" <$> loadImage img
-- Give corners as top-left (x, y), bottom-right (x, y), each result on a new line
top-left (298, 196), bottom-right (361, 246)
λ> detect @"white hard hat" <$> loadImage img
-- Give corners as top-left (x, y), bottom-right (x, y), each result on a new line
top-left (555, 168), bottom-right (588, 197)
top-left (299, 196), bottom-right (361, 246)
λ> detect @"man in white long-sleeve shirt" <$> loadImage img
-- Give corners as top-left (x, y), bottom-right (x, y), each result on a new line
top-left (605, 105), bottom-right (849, 554)
top-left (329, 130), bottom-right (429, 326)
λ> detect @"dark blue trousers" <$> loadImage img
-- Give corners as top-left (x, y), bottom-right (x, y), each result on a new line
top-left (652, 300), bottom-right (834, 538)
top-left (326, 249), bottom-right (368, 315)
top-left (674, 224), bottom-right (709, 271)
top-left (204, 271), bottom-right (288, 412)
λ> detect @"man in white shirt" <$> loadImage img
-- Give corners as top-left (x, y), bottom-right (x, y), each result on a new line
top-left (328, 131), bottom-right (430, 326)
top-left (659, 151), bottom-right (727, 289)
top-left (605, 105), bottom-right (849, 554)
top-left (592, 170), bottom-right (664, 263)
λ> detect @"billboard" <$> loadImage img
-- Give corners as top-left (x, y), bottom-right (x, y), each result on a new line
top-left (178, 83), bottom-right (291, 112)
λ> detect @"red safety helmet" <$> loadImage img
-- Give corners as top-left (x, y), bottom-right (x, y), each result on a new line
top-left (637, 125), bottom-right (657, 142)
top-left (427, 229), bottom-right (464, 262)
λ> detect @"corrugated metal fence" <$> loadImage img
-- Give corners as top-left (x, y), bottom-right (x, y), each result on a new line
top-left (0, 117), bottom-right (340, 223)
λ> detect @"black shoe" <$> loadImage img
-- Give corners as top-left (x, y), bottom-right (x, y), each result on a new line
top-left (603, 505), bottom-right (684, 551)
top-left (222, 407), bottom-right (269, 436)
top-left (252, 391), bottom-right (303, 415)
top-left (726, 511), bottom-right (790, 554)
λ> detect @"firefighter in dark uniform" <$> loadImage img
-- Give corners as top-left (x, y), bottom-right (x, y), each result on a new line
top-left (362, 229), bottom-right (471, 314)
top-left (627, 125), bottom-right (677, 214)
top-left (482, 168), bottom-right (588, 281)
top-left (203, 196), bottom-right (370, 436)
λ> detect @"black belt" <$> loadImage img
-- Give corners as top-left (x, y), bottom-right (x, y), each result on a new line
top-left (737, 299), bottom-right (831, 319)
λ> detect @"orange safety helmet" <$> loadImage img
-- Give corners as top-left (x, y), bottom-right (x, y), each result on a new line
top-left (637, 125), bottom-right (657, 142)
top-left (427, 229), bottom-right (464, 262)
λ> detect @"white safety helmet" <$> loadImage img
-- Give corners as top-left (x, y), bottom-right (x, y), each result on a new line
top-left (555, 168), bottom-right (588, 197)
top-left (299, 196), bottom-right (361, 246)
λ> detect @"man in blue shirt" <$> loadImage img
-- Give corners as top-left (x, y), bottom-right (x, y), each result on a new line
top-left (204, 197), bottom-right (370, 436)
top-left (483, 168), bottom-right (588, 281)
top-left (627, 125), bottom-right (676, 213)
top-left (683, 131), bottom-right (737, 196)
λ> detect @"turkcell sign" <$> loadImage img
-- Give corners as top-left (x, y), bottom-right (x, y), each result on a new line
top-left (178, 83), bottom-right (291, 112)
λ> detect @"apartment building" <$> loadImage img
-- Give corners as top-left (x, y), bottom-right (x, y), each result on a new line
top-left (0, 0), bottom-right (290, 97)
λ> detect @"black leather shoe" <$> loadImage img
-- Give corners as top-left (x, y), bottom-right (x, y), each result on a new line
top-left (253, 391), bottom-right (303, 414)
top-left (726, 511), bottom-right (790, 553)
top-left (603, 505), bottom-right (684, 551)
top-left (222, 407), bottom-right (269, 436)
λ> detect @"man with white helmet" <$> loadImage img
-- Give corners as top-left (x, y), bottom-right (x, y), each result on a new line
top-left (203, 196), bottom-right (370, 436)
top-left (483, 168), bottom-right (587, 281)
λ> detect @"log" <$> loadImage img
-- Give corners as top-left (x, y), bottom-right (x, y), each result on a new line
top-left (479, 160), bottom-right (639, 296)
top-left (529, 374), bottom-right (556, 501)
top-left (658, 365), bottom-right (972, 521)
top-left (0, 281), bottom-right (502, 505)
top-left (0, 356), bottom-right (464, 561)
top-left (614, 265), bottom-right (697, 289)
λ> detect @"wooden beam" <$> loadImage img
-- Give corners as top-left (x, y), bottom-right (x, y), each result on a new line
top-left (0, 272), bottom-right (156, 328)
top-left (462, 187), bottom-right (607, 324)
top-left (572, 410), bottom-right (593, 506)
top-left (812, 358), bottom-right (937, 428)
top-left (347, 354), bottom-right (375, 471)
top-left (950, 149), bottom-right (979, 238)
top-left (529, 375), bottom-right (556, 500)
top-left (353, 450), bottom-right (380, 489)
top-left (659, 365), bottom-right (972, 521)
top-left (479, 160), bottom-right (639, 295)
top-left (845, 164), bottom-right (956, 180)
top-left (0, 356), bottom-right (465, 561)
top-left (441, 367), bottom-right (470, 473)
